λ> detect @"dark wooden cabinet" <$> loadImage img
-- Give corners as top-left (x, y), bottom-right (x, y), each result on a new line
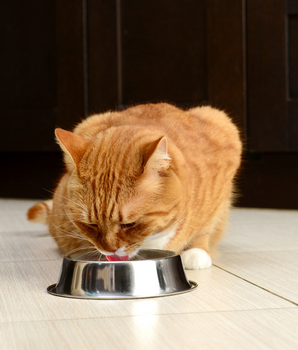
top-left (64, 0), bottom-right (247, 133)
top-left (0, 0), bottom-right (57, 152)
top-left (247, 0), bottom-right (298, 152)
top-left (1, 0), bottom-right (298, 208)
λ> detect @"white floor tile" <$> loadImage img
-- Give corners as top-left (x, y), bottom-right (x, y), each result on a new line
top-left (214, 250), bottom-right (298, 304)
top-left (0, 260), bottom-right (292, 323)
top-left (220, 208), bottom-right (298, 252)
top-left (230, 208), bottom-right (298, 223)
top-left (0, 213), bottom-right (46, 233)
top-left (0, 198), bottom-right (40, 213)
top-left (1, 201), bottom-right (298, 349)
top-left (0, 230), bottom-right (61, 262)
top-left (220, 221), bottom-right (298, 252)
top-left (1, 309), bottom-right (298, 350)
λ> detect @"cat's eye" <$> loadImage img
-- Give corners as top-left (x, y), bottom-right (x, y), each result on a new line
top-left (120, 222), bottom-right (136, 229)
top-left (87, 224), bottom-right (98, 230)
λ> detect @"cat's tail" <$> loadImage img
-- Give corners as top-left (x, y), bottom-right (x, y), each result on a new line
top-left (27, 200), bottom-right (53, 224)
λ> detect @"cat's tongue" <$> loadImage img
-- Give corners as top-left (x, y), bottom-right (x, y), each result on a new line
top-left (106, 254), bottom-right (129, 262)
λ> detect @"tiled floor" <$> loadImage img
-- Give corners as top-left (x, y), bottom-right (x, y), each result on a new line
top-left (1, 199), bottom-right (298, 350)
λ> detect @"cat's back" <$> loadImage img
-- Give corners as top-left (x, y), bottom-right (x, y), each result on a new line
top-left (187, 105), bottom-right (242, 155)
top-left (124, 103), bottom-right (242, 162)
top-left (74, 103), bottom-right (239, 141)
top-left (74, 103), bottom-right (241, 168)
top-left (73, 103), bottom-right (181, 137)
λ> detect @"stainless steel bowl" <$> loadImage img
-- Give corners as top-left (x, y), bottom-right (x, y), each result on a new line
top-left (47, 249), bottom-right (197, 299)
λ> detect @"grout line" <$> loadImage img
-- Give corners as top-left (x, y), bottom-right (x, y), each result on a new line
top-left (217, 248), bottom-right (298, 254)
top-left (213, 264), bottom-right (298, 307)
top-left (1, 306), bottom-right (298, 325)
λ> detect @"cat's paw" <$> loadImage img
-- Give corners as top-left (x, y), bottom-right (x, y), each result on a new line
top-left (181, 248), bottom-right (212, 270)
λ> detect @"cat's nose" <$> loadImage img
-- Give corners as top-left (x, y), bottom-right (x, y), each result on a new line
top-left (107, 248), bottom-right (117, 254)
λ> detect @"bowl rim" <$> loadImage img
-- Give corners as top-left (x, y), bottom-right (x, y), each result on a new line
top-left (47, 249), bottom-right (198, 300)
top-left (65, 248), bottom-right (178, 264)
top-left (47, 280), bottom-right (198, 300)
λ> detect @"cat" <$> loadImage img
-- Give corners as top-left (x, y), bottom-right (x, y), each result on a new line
top-left (27, 103), bottom-right (242, 269)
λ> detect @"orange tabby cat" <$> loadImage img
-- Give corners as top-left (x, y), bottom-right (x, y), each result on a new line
top-left (28, 103), bottom-right (241, 269)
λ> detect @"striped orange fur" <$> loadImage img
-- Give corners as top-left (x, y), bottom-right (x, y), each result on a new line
top-left (28, 103), bottom-right (242, 269)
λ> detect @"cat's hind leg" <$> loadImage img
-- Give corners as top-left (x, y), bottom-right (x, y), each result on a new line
top-left (27, 200), bottom-right (53, 224)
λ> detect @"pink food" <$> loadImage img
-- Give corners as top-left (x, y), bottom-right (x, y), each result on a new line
top-left (106, 255), bottom-right (129, 262)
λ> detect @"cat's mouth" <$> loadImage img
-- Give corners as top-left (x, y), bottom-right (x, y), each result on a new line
top-left (106, 254), bottom-right (129, 261)
top-left (104, 247), bottom-right (140, 261)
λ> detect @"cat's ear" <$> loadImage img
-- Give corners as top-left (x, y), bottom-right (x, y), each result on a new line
top-left (121, 137), bottom-right (171, 218)
top-left (55, 128), bottom-right (90, 166)
top-left (144, 136), bottom-right (171, 178)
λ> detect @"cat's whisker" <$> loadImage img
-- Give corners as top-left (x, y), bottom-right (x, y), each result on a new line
top-left (65, 209), bottom-right (79, 227)
top-left (46, 212), bottom-right (81, 217)
top-left (53, 236), bottom-right (86, 242)
top-left (82, 247), bottom-right (99, 258)
top-left (52, 224), bottom-right (90, 242)
top-left (84, 249), bottom-right (102, 261)
top-left (44, 189), bottom-right (88, 213)
top-left (53, 234), bottom-right (89, 243)
top-left (83, 250), bottom-right (96, 259)
top-left (66, 245), bottom-right (96, 258)
top-left (51, 221), bottom-right (79, 233)
top-left (46, 218), bottom-right (81, 230)
top-left (133, 250), bottom-right (147, 261)
top-left (53, 232), bottom-right (89, 242)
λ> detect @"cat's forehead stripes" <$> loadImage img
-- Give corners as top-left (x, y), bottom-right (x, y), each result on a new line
top-left (81, 132), bottom-right (143, 225)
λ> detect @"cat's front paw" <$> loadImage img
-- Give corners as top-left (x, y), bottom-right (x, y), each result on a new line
top-left (181, 248), bottom-right (212, 270)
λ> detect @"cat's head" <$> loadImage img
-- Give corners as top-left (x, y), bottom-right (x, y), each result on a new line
top-left (55, 127), bottom-right (183, 259)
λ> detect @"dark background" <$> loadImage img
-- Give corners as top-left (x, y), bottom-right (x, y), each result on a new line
top-left (1, 0), bottom-right (298, 209)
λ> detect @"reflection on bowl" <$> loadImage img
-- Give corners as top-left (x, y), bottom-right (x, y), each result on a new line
top-left (47, 249), bottom-right (197, 299)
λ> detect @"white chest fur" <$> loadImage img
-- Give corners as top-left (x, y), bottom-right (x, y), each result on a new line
top-left (142, 228), bottom-right (177, 250)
